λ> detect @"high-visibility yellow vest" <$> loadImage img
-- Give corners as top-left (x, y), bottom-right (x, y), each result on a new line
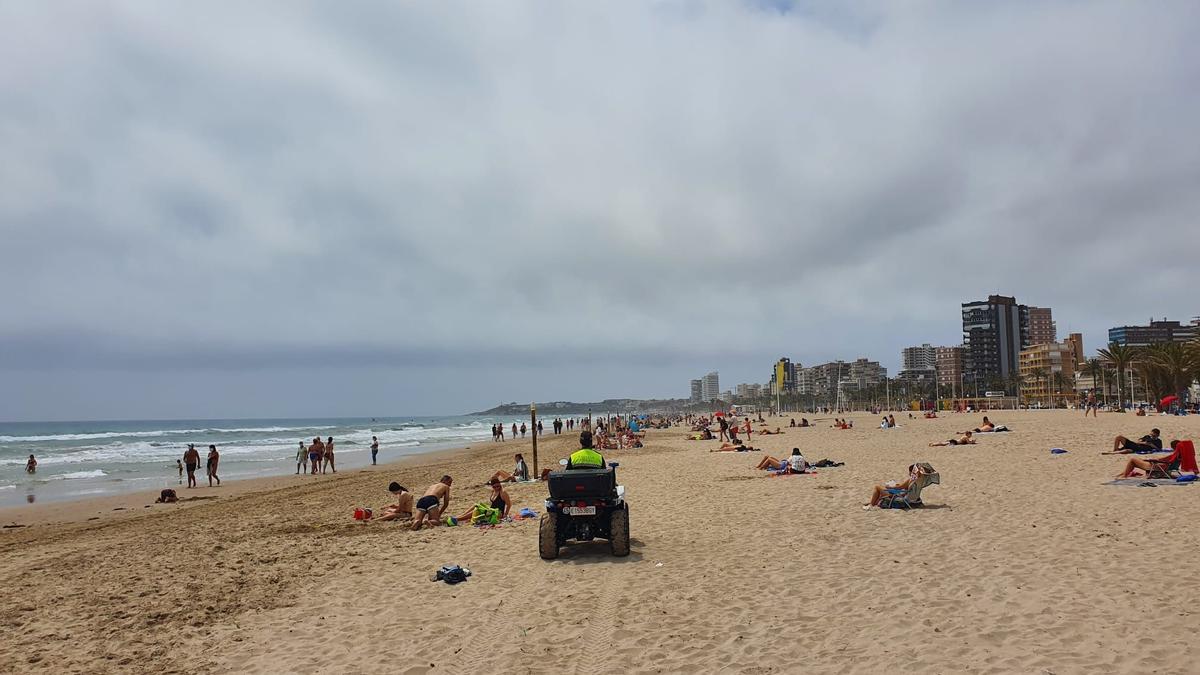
top-left (568, 448), bottom-right (604, 468)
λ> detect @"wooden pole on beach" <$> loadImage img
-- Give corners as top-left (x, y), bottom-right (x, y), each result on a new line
top-left (530, 403), bottom-right (538, 478)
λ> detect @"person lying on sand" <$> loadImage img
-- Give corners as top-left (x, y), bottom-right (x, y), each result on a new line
top-left (864, 464), bottom-right (922, 510)
top-left (973, 416), bottom-right (995, 432)
top-left (930, 431), bottom-right (975, 446)
top-left (1104, 429), bottom-right (1162, 455)
top-left (710, 442), bottom-right (759, 452)
top-left (1113, 440), bottom-right (1179, 479)
top-left (757, 428), bottom-right (782, 435)
top-left (412, 476), bottom-right (452, 530)
top-left (685, 429), bottom-right (715, 441)
top-left (454, 478), bottom-right (511, 522)
top-left (376, 482), bottom-right (414, 522)
top-left (488, 453), bottom-right (529, 484)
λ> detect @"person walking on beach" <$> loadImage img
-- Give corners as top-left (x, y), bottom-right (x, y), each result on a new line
top-left (296, 441), bottom-right (307, 474)
top-left (183, 445), bottom-right (200, 488)
top-left (511, 423), bottom-right (518, 439)
top-left (309, 437), bottom-right (324, 475)
top-left (324, 436), bottom-right (336, 473)
top-left (176, 459), bottom-right (183, 484)
top-left (520, 423), bottom-right (527, 438)
top-left (1085, 390), bottom-right (1098, 417)
top-left (206, 445), bottom-right (221, 487)
top-left (370, 436), bottom-right (379, 465)
top-left (536, 420), bottom-right (543, 436)
top-left (26, 454), bottom-right (37, 474)
top-left (498, 423), bottom-right (505, 441)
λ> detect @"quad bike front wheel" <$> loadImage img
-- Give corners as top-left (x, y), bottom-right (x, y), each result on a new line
top-left (609, 506), bottom-right (630, 556)
top-left (538, 513), bottom-right (559, 560)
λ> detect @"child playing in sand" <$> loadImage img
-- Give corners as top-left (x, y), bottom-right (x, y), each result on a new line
top-left (375, 482), bottom-right (414, 522)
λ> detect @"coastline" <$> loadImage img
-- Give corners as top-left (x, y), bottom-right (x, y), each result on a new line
top-left (0, 435), bottom-right (527, 528)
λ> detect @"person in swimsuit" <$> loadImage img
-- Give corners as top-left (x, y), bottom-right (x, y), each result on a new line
top-left (206, 445), bottom-right (220, 486)
top-left (26, 454), bottom-right (37, 474)
top-left (412, 476), bottom-right (452, 530)
top-left (183, 445), bottom-right (200, 488)
top-left (455, 478), bottom-right (511, 522)
top-left (296, 441), bottom-right (308, 474)
top-left (309, 437), bottom-right (324, 475)
top-left (375, 482), bottom-right (414, 522)
top-left (1106, 429), bottom-right (1162, 455)
top-left (324, 437), bottom-right (336, 473)
top-left (370, 436), bottom-right (379, 465)
top-left (864, 464), bottom-right (922, 509)
top-left (176, 459), bottom-right (183, 484)
top-left (930, 431), bottom-right (975, 446)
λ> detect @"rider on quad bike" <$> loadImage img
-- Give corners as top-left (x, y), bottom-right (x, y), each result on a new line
top-left (539, 431), bottom-right (630, 559)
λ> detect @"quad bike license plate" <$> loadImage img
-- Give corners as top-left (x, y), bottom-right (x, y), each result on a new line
top-left (564, 506), bottom-right (596, 515)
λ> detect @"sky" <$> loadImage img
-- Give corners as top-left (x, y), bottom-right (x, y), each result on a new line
top-left (2, 1), bottom-right (1199, 421)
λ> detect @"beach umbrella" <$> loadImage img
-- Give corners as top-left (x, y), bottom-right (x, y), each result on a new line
top-left (1161, 395), bottom-right (1179, 407)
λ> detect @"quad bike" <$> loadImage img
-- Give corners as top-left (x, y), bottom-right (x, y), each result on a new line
top-left (539, 461), bottom-right (629, 559)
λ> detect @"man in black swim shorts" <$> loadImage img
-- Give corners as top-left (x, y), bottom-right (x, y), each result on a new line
top-left (412, 476), bottom-right (453, 530)
top-left (183, 444), bottom-right (200, 488)
top-left (1108, 428), bottom-right (1162, 454)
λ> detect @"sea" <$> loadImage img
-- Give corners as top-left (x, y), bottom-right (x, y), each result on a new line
top-left (0, 416), bottom-right (518, 508)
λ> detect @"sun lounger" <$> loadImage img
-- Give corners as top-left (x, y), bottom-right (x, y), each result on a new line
top-left (879, 463), bottom-right (940, 509)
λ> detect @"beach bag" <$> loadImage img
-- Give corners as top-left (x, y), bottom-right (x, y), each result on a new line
top-left (470, 503), bottom-right (501, 526)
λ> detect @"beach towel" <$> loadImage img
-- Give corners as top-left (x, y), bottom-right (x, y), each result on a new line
top-left (518, 507), bottom-right (537, 519)
top-left (1174, 440), bottom-right (1197, 473)
top-left (1104, 478), bottom-right (1194, 487)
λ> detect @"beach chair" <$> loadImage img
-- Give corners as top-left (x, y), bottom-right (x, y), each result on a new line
top-left (879, 463), bottom-right (940, 509)
top-left (1146, 440), bottom-right (1196, 479)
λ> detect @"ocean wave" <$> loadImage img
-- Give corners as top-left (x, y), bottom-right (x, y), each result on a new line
top-left (52, 470), bottom-right (108, 480)
top-left (0, 424), bottom-right (342, 443)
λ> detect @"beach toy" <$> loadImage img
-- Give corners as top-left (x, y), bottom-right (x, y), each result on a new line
top-left (353, 507), bottom-right (373, 520)
top-left (1050, 448), bottom-right (1067, 454)
top-left (445, 516), bottom-right (458, 526)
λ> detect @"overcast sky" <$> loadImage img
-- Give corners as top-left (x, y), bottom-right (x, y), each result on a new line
top-left (2, 1), bottom-right (1199, 421)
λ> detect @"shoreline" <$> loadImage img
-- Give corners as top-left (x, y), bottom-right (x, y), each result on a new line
top-left (0, 434), bottom-right (542, 528)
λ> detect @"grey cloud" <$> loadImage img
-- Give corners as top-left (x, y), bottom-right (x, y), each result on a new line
top-left (1, 1), bottom-right (1198, 418)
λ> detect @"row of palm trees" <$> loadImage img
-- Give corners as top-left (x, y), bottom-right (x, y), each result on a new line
top-left (1095, 340), bottom-right (1200, 408)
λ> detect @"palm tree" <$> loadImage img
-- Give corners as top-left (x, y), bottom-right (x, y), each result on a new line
top-left (1051, 371), bottom-right (1070, 409)
top-left (1029, 367), bottom-right (1048, 407)
top-left (1083, 359), bottom-right (1103, 400)
top-left (1098, 342), bottom-right (1139, 409)
top-left (1139, 342), bottom-right (1200, 407)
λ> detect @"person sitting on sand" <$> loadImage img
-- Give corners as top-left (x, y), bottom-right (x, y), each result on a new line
top-left (864, 464), bottom-right (923, 510)
top-left (756, 449), bottom-right (807, 474)
top-left (488, 453), bottom-right (530, 483)
top-left (454, 478), bottom-right (511, 522)
top-left (376, 482), bottom-right (414, 522)
top-left (26, 454), bottom-right (36, 474)
top-left (888, 415), bottom-right (897, 428)
top-left (799, 418), bottom-right (810, 427)
top-left (789, 418), bottom-right (796, 428)
top-left (1106, 428), bottom-right (1162, 454)
top-left (930, 431), bottom-right (975, 446)
top-left (412, 476), bottom-right (453, 530)
top-left (1114, 440), bottom-right (1181, 479)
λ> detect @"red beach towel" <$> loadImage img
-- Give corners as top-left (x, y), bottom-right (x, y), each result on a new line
top-left (1176, 440), bottom-right (1197, 473)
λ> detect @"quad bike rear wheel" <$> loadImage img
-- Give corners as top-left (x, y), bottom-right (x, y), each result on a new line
top-left (538, 514), bottom-right (559, 560)
top-left (609, 506), bottom-right (630, 556)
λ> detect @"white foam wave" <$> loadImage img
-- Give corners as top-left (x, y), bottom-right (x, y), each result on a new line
top-left (0, 424), bottom-right (342, 443)
top-left (52, 470), bottom-right (108, 480)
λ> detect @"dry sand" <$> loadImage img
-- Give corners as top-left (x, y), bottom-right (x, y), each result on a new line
top-left (2, 410), bottom-right (1199, 674)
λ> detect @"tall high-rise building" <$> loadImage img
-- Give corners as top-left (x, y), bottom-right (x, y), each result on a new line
top-left (1107, 319), bottom-right (1197, 346)
top-left (936, 345), bottom-right (964, 395)
top-left (1028, 307), bottom-right (1056, 345)
top-left (770, 358), bottom-right (797, 394)
top-left (899, 344), bottom-right (936, 381)
top-left (689, 379), bottom-right (702, 402)
top-left (701, 371), bottom-right (720, 403)
top-left (962, 294), bottom-right (1029, 386)
top-left (1019, 340), bottom-right (1079, 405)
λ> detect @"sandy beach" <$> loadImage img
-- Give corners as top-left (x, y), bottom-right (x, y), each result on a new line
top-left (2, 409), bottom-right (1199, 674)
